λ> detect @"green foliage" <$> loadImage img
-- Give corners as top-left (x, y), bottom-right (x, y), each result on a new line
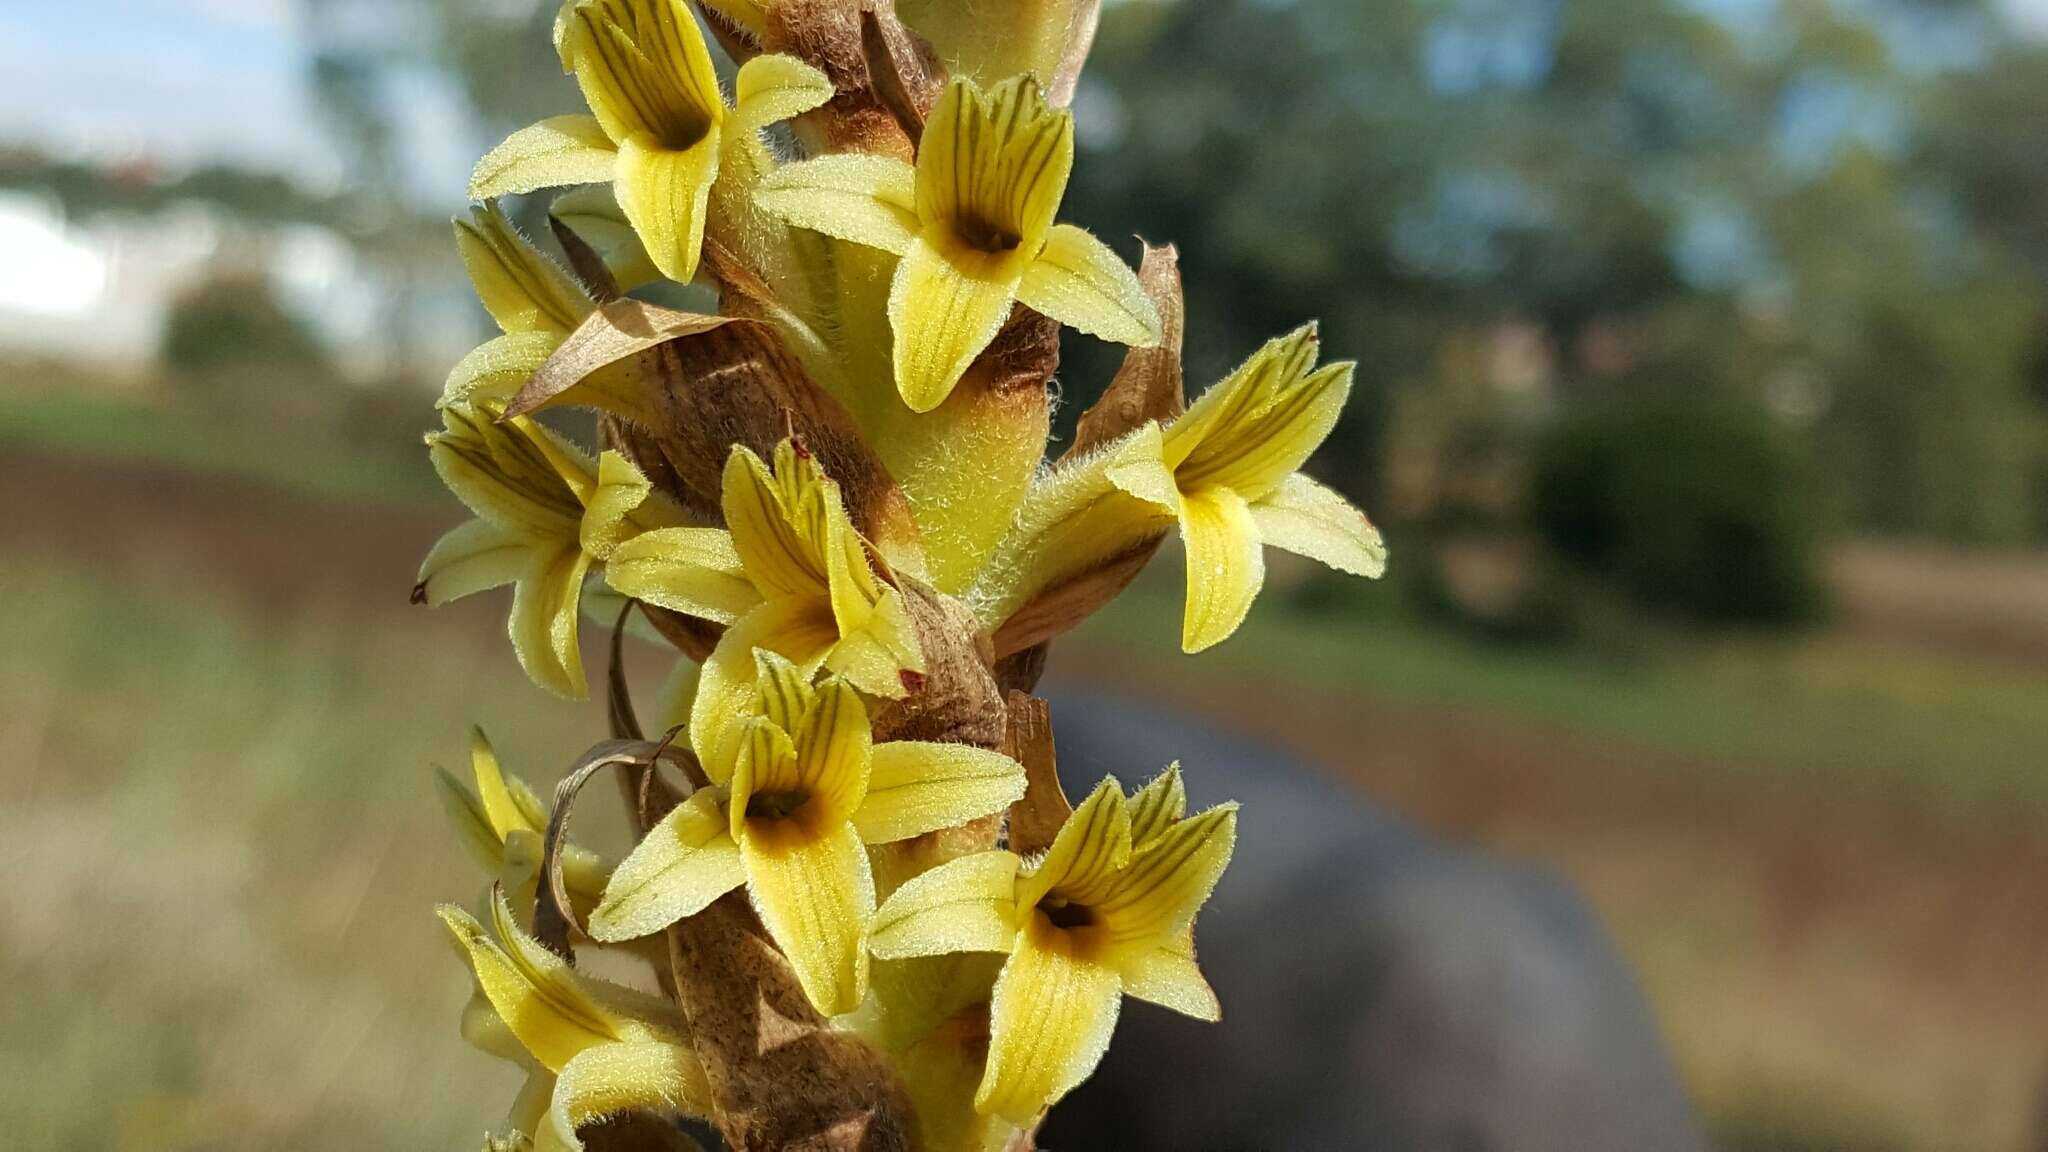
top-left (1531, 398), bottom-right (1824, 626)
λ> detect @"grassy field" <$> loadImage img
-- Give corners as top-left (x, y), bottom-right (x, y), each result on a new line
top-left (4, 431), bottom-right (2048, 1149)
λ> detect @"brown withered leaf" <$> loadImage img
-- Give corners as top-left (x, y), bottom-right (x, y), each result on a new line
top-left (641, 604), bottom-right (725, 665)
top-left (550, 213), bottom-right (622, 304)
top-left (1001, 691), bottom-right (1070, 857)
top-left (989, 530), bottom-right (1167, 660)
top-left (1046, 0), bottom-right (1104, 109)
top-left (991, 642), bottom-right (1048, 696)
top-left (764, 0), bottom-right (942, 161)
top-left (1062, 242), bottom-right (1184, 463)
top-left (512, 298), bottom-right (921, 558)
top-left (869, 580), bottom-right (1004, 750)
top-left (667, 895), bottom-right (917, 1152)
top-left (860, 1), bottom-right (944, 146)
top-left (531, 738), bottom-right (692, 958)
top-left (607, 600), bottom-right (646, 742)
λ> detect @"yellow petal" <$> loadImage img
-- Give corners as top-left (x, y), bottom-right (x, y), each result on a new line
top-left (749, 648), bottom-right (818, 733)
top-left (1116, 926), bottom-right (1219, 1022)
top-left (472, 726), bottom-right (547, 838)
top-left (505, 1067), bottom-right (556, 1138)
top-left (537, 1041), bottom-right (712, 1152)
top-left (439, 903), bottom-right (621, 1072)
top-left (1123, 762), bottom-right (1186, 849)
top-left (1019, 776), bottom-right (1131, 910)
top-left (418, 518), bottom-right (526, 607)
top-left (562, 0), bottom-right (723, 149)
top-left (438, 766), bottom-right (509, 878)
top-left (729, 716), bottom-right (801, 843)
top-left (588, 791), bottom-right (745, 941)
top-left (721, 445), bottom-right (828, 599)
top-left (604, 527), bottom-right (761, 623)
top-left (916, 76), bottom-right (1073, 258)
top-left (429, 406), bottom-right (587, 540)
top-left (689, 597), bottom-right (838, 784)
top-left (580, 450), bottom-right (684, 560)
top-left (822, 586), bottom-right (925, 699)
top-left (1166, 326), bottom-right (1352, 501)
top-left (1248, 472), bottom-right (1388, 579)
top-left (792, 677), bottom-right (873, 825)
top-left (869, 851), bottom-right (1021, 960)
top-left (461, 986), bottom-right (537, 1067)
top-left (854, 743), bottom-right (1027, 845)
top-left (730, 53), bottom-right (836, 140)
top-left (741, 821), bottom-right (877, 1016)
top-left (550, 185), bottom-right (660, 293)
top-left (510, 542), bottom-right (595, 699)
top-left (442, 331), bottom-right (565, 410)
top-left (1093, 803), bottom-right (1237, 954)
top-left (697, 0), bottom-right (768, 39)
top-left (888, 233), bottom-right (1025, 413)
top-left (755, 154), bottom-right (921, 255)
top-left (615, 131), bottom-right (721, 284)
top-left (1177, 486), bottom-right (1264, 654)
top-left (471, 115), bottom-right (619, 200)
top-left (456, 203), bottom-right (592, 336)
top-left (1016, 224), bottom-right (1160, 347)
top-left (894, 0), bottom-right (1097, 106)
top-left (976, 917), bottom-right (1123, 1124)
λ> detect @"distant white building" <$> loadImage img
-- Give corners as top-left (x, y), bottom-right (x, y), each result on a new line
top-left (0, 190), bottom-right (475, 386)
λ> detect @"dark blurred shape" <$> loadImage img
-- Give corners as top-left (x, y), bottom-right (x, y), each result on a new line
top-left (1039, 689), bottom-right (1706, 1152)
top-left (161, 273), bottom-right (338, 422)
top-left (1531, 396), bottom-right (1823, 627)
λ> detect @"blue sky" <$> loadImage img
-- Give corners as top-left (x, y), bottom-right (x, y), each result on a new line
top-left (0, 0), bottom-right (474, 200)
top-left (3, 0), bottom-right (2046, 199)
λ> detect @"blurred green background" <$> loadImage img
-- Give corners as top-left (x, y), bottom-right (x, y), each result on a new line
top-left (3, 0), bottom-right (2048, 1149)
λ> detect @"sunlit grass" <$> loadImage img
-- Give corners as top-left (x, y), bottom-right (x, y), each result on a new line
top-left (0, 558), bottom-right (601, 1151)
top-left (1078, 574), bottom-right (2048, 806)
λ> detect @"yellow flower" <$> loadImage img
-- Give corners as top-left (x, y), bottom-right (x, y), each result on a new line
top-left (587, 660), bottom-right (1025, 1016)
top-left (757, 75), bottom-right (1161, 413)
top-left (603, 439), bottom-right (925, 779)
top-left (441, 891), bottom-right (710, 1152)
top-left (436, 726), bottom-right (613, 912)
top-left (417, 406), bottom-right (679, 699)
top-left (1159, 324), bottom-right (1386, 651)
top-left (868, 770), bottom-right (1236, 1125)
top-left (971, 324), bottom-right (1388, 654)
top-left (444, 202), bottom-right (593, 409)
top-left (469, 0), bottom-right (834, 284)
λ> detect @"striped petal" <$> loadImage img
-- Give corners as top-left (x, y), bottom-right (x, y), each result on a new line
top-left (741, 821), bottom-right (876, 1016)
top-left (1177, 485), bottom-right (1264, 654)
top-left (976, 917), bottom-right (1122, 1125)
top-left (604, 527), bottom-right (761, 624)
top-left (887, 232), bottom-right (1025, 413)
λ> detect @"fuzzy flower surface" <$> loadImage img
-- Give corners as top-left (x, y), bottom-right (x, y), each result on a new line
top-left (757, 75), bottom-right (1161, 412)
top-left (588, 658), bottom-right (1025, 1015)
top-left (868, 769), bottom-right (1236, 1124)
